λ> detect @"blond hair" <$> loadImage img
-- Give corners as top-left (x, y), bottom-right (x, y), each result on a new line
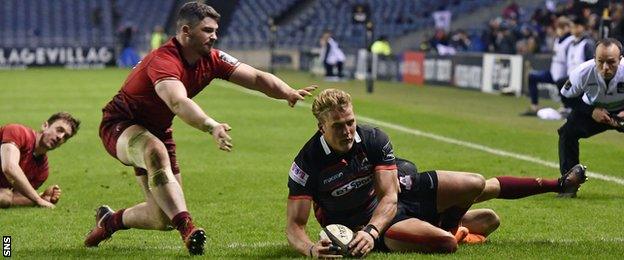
top-left (312, 89), bottom-right (352, 122)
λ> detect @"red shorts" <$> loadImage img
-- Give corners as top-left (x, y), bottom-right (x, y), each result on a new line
top-left (99, 117), bottom-right (180, 176)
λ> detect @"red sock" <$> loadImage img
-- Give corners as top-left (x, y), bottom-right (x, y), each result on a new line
top-left (439, 206), bottom-right (469, 231)
top-left (172, 211), bottom-right (195, 239)
top-left (105, 209), bottom-right (128, 233)
top-left (496, 176), bottom-right (559, 199)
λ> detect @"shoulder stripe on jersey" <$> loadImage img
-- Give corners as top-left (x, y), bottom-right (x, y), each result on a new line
top-left (320, 135), bottom-right (331, 155)
top-left (288, 195), bottom-right (313, 200)
top-left (375, 164), bottom-right (398, 171)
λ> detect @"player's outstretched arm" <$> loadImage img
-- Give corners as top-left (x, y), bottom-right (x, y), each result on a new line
top-left (286, 198), bottom-right (341, 258)
top-left (0, 143), bottom-right (55, 208)
top-left (155, 78), bottom-right (233, 151)
top-left (348, 169), bottom-right (398, 256)
top-left (229, 63), bottom-right (317, 107)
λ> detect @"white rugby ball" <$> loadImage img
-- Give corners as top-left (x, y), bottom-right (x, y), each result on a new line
top-left (319, 224), bottom-right (354, 255)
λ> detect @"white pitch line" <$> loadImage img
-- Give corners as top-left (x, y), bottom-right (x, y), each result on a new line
top-left (215, 82), bottom-right (624, 186)
top-left (226, 241), bottom-right (287, 249)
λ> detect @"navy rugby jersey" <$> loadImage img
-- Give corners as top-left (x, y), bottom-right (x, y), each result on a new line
top-left (288, 125), bottom-right (397, 229)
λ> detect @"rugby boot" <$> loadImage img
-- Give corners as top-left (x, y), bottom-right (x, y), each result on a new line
top-left (184, 227), bottom-right (206, 255)
top-left (84, 205), bottom-right (115, 247)
top-left (461, 233), bottom-right (487, 244)
top-left (557, 164), bottom-right (587, 198)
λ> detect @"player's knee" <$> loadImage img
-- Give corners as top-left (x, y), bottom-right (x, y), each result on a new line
top-left (481, 209), bottom-right (501, 234)
top-left (143, 139), bottom-right (169, 168)
top-left (464, 173), bottom-right (486, 196)
top-left (146, 204), bottom-right (174, 230)
top-left (148, 168), bottom-right (175, 189)
top-left (0, 189), bottom-right (13, 208)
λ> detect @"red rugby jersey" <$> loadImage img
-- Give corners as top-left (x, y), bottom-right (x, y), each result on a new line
top-left (102, 37), bottom-right (240, 134)
top-left (0, 124), bottom-right (49, 189)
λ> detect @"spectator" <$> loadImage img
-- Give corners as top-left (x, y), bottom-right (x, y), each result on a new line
top-left (319, 30), bottom-right (346, 80)
top-left (449, 30), bottom-right (471, 52)
top-left (521, 17), bottom-right (575, 116)
top-left (151, 25), bottom-right (167, 51)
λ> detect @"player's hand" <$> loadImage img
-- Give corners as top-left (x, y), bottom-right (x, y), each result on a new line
top-left (287, 85), bottom-right (317, 107)
top-left (617, 111), bottom-right (624, 119)
top-left (348, 230), bottom-right (375, 257)
top-left (41, 184), bottom-right (62, 204)
top-left (36, 198), bottom-right (55, 208)
top-left (310, 238), bottom-right (343, 258)
top-left (592, 107), bottom-right (616, 126)
top-left (211, 123), bottom-right (233, 152)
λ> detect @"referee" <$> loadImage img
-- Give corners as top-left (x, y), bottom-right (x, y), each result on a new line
top-left (559, 38), bottom-right (624, 197)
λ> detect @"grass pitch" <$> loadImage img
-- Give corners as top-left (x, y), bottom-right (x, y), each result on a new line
top-left (0, 68), bottom-right (623, 259)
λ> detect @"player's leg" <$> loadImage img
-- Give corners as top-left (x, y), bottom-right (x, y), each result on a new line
top-left (383, 218), bottom-right (457, 253)
top-left (0, 188), bottom-right (12, 208)
top-left (474, 166), bottom-right (587, 202)
top-left (119, 175), bottom-right (174, 230)
top-left (434, 170), bottom-right (485, 231)
top-left (115, 125), bottom-right (188, 218)
top-left (558, 111), bottom-right (609, 175)
top-left (457, 209), bottom-right (500, 244)
top-left (118, 126), bottom-right (204, 254)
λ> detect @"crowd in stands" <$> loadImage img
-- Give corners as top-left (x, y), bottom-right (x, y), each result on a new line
top-left (423, 0), bottom-right (624, 55)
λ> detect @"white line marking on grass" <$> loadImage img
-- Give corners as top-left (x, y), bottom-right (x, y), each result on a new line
top-left (216, 82), bottom-right (624, 186)
top-left (227, 242), bottom-right (287, 248)
top-left (510, 238), bottom-right (624, 243)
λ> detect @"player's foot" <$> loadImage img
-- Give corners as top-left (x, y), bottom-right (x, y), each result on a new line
top-left (557, 164), bottom-right (587, 198)
top-left (84, 205), bottom-right (114, 247)
top-left (453, 226), bottom-right (469, 243)
top-left (184, 228), bottom-right (206, 255)
top-left (461, 233), bottom-right (487, 244)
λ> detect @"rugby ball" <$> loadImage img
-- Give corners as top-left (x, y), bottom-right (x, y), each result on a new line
top-left (319, 224), bottom-right (354, 256)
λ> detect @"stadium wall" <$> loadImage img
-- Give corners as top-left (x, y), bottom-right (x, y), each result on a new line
top-left (0, 46), bottom-right (115, 69)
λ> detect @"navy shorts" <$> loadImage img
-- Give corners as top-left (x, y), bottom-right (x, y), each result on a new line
top-left (375, 169), bottom-right (439, 251)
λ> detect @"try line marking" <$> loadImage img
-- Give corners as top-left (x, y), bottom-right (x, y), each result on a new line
top-left (215, 82), bottom-right (624, 186)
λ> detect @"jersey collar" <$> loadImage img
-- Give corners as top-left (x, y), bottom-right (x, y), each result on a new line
top-left (172, 37), bottom-right (194, 68)
top-left (320, 131), bottom-right (362, 155)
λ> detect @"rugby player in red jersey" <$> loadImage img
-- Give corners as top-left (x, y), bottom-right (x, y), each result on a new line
top-left (84, 2), bottom-right (316, 256)
top-left (285, 89), bottom-right (585, 257)
top-left (0, 112), bottom-right (80, 209)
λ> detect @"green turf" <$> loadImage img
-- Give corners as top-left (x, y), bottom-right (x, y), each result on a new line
top-left (0, 68), bottom-right (622, 258)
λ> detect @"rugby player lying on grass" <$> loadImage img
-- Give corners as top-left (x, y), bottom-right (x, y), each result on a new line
top-left (285, 89), bottom-right (586, 257)
top-left (0, 112), bottom-right (80, 209)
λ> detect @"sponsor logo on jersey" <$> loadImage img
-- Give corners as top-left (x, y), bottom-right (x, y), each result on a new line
top-left (323, 172), bottom-right (343, 184)
top-left (382, 141), bottom-right (395, 163)
top-left (218, 50), bottom-right (239, 66)
top-left (399, 176), bottom-right (413, 190)
top-left (331, 176), bottom-right (372, 197)
top-left (564, 80), bottom-right (572, 90)
top-left (358, 156), bottom-right (371, 172)
top-left (289, 162), bottom-right (309, 186)
top-left (617, 82), bottom-right (624, 93)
